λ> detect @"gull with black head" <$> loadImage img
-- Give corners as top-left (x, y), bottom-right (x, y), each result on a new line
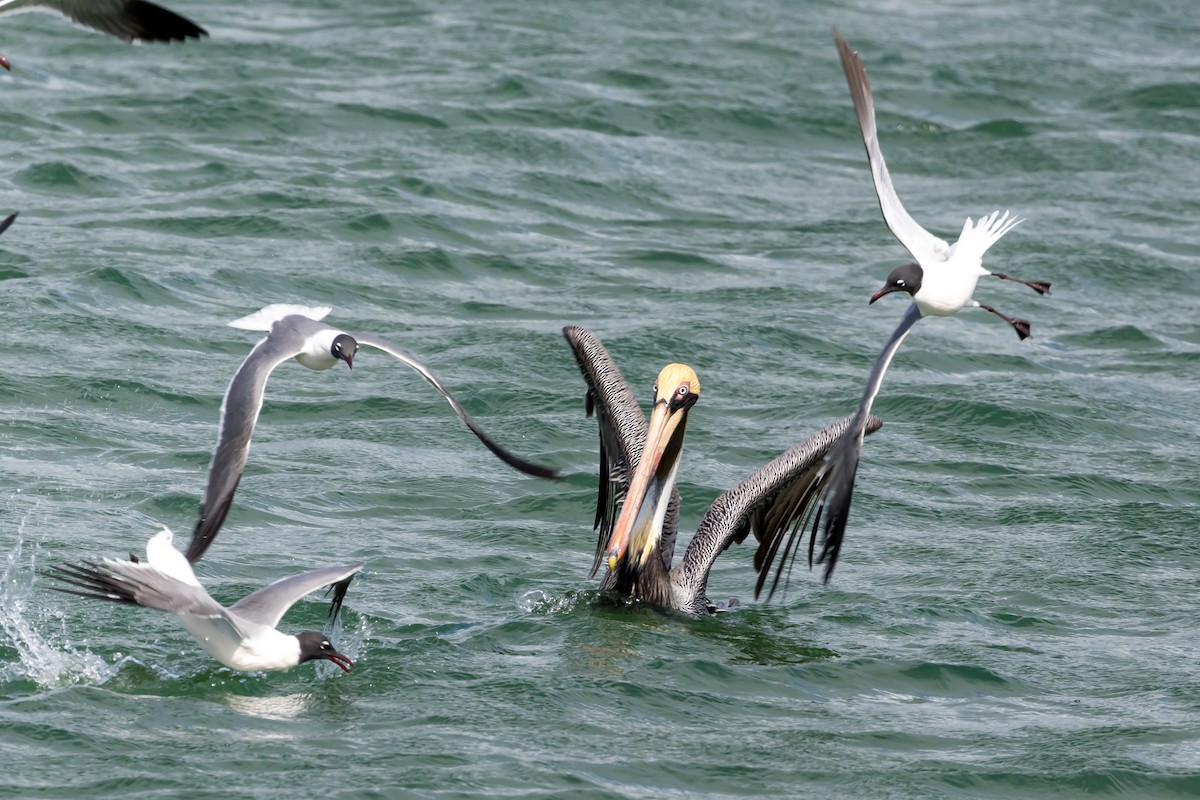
top-left (774, 31), bottom-right (1054, 584)
top-left (0, 0), bottom-right (206, 71)
top-left (46, 527), bottom-right (362, 673)
top-left (186, 304), bottom-right (560, 564)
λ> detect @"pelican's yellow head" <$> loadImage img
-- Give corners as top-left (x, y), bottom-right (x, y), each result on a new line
top-left (653, 364), bottom-right (700, 406)
top-left (603, 363), bottom-right (701, 573)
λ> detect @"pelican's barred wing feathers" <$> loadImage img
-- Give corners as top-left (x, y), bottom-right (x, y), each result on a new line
top-left (563, 326), bottom-right (681, 575)
top-left (671, 412), bottom-right (882, 606)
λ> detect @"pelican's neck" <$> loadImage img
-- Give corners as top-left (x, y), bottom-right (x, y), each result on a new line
top-left (606, 418), bottom-right (687, 607)
top-left (630, 457), bottom-right (679, 570)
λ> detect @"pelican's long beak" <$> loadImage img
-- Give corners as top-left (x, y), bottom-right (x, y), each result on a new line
top-left (604, 364), bottom-right (701, 574)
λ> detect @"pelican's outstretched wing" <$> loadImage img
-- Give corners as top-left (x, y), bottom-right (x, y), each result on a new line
top-left (563, 326), bottom-right (681, 575)
top-left (673, 412), bottom-right (882, 602)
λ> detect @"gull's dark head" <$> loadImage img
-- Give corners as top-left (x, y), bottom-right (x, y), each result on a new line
top-left (870, 263), bottom-right (923, 304)
top-left (297, 631), bottom-right (354, 672)
top-left (330, 334), bottom-right (358, 370)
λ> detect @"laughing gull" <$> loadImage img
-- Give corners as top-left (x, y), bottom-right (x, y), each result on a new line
top-left (835, 29), bottom-right (1050, 337)
top-left (0, 0), bottom-right (206, 71)
top-left (46, 527), bottom-right (362, 673)
top-left (0, 213), bottom-right (14, 235)
top-left (759, 32), bottom-right (1053, 584)
top-left (185, 304), bottom-right (559, 564)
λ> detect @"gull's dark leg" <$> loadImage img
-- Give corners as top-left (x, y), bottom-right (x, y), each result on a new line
top-left (979, 304), bottom-right (1031, 340)
top-left (991, 273), bottom-right (1051, 295)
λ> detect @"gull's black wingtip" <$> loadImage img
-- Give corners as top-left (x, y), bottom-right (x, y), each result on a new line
top-left (814, 469), bottom-right (856, 586)
top-left (42, 562), bottom-right (137, 605)
top-left (464, 416), bottom-right (561, 480)
top-left (491, 440), bottom-right (561, 480)
top-left (125, 0), bottom-right (208, 42)
top-left (0, 213), bottom-right (17, 236)
top-left (325, 575), bottom-right (356, 623)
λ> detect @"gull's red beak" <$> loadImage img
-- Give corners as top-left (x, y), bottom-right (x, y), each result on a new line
top-left (325, 650), bottom-right (354, 673)
top-left (869, 284), bottom-right (901, 305)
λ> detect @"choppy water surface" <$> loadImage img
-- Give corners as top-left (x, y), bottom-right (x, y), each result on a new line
top-left (2, 0), bottom-right (1199, 797)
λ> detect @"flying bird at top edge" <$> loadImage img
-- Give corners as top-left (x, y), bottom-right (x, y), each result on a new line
top-left (0, 0), bottom-right (206, 71)
top-left (564, 326), bottom-right (883, 615)
top-left (45, 526), bottom-right (362, 674)
top-left (185, 304), bottom-right (560, 565)
top-left (796, 30), bottom-right (1054, 583)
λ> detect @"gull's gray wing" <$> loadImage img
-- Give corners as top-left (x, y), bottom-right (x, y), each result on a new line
top-left (352, 332), bottom-right (559, 480)
top-left (0, 0), bottom-right (206, 41)
top-left (562, 326), bottom-right (681, 576)
top-left (45, 558), bottom-right (224, 617)
top-left (184, 327), bottom-right (307, 564)
top-left (229, 562), bottom-right (364, 630)
top-left (834, 29), bottom-right (949, 265)
top-left (0, 213), bottom-right (15, 236)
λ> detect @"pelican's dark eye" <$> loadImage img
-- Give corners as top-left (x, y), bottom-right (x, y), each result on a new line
top-left (653, 383), bottom-right (658, 394)
top-left (677, 385), bottom-right (688, 397)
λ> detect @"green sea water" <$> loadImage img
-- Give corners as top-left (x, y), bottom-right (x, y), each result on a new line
top-left (2, 0), bottom-right (1198, 797)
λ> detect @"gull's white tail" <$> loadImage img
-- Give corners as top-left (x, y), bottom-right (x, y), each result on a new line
top-left (950, 210), bottom-right (1023, 262)
top-left (145, 527), bottom-right (201, 588)
top-left (228, 304), bottom-right (332, 331)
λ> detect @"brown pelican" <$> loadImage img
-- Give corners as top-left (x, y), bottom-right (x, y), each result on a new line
top-left (564, 326), bottom-right (882, 615)
top-left (0, 0), bottom-right (206, 71)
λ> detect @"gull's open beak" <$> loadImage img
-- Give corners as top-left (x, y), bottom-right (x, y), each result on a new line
top-left (603, 399), bottom-right (688, 572)
top-left (325, 649), bottom-right (354, 673)
top-left (0, 54), bottom-right (10, 71)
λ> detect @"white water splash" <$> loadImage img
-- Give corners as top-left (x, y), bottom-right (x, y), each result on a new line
top-left (0, 520), bottom-right (118, 689)
top-left (315, 610), bottom-right (371, 681)
top-left (517, 588), bottom-right (584, 615)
